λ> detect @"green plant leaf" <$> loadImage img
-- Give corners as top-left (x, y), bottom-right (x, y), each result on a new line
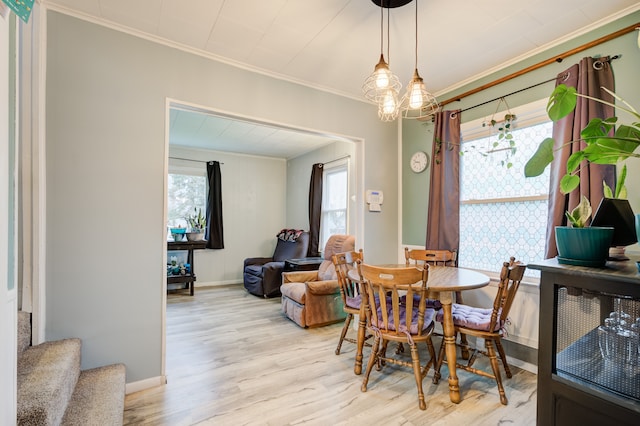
top-left (560, 174), bottom-right (580, 194)
top-left (566, 195), bottom-right (592, 227)
top-left (603, 180), bottom-right (613, 198)
top-left (524, 137), bottom-right (555, 177)
top-left (547, 85), bottom-right (577, 121)
top-left (616, 164), bottom-right (627, 198)
top-left (566, 151), bottom-right (585, 174)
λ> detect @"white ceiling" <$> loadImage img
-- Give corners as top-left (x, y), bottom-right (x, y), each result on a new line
top-left (44, 0), bottom-right (640, 158)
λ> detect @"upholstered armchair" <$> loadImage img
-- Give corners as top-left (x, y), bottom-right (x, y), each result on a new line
top-left (280, 234), bottom-right (355, 328)
top-left (243, 230), bottom-right (310, 298)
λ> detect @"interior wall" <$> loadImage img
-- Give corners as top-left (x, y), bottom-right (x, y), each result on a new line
top-left (286, 141), bottom-right (357, 242)
top-left (45, 11), bottom-right (398, 383)
top-left (168, 147), bottom-right (286, 286)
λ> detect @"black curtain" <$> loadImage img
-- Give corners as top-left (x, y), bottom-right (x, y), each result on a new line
top-left (206, 161), bottom-right (224, 249)
top-left (308, 163), bottom-right (323, 257)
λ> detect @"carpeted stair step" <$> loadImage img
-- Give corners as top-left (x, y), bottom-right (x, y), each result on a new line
top-left (61, 363), bottom-right (126, 426)
top-left (17, 311), bottom-right (31, 354)
top-left (17, 338), bottom-right (81, 426)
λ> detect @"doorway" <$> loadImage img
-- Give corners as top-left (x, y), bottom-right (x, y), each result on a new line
top-left (162, 99), bottom-right (364, 378)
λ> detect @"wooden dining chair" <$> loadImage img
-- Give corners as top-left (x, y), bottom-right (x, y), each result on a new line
top-left (357, 261), bottom-right (438, 410)
top-left (433, 257), bottom-right (527, 405)
top-left (404, 248), bottom-right (458, 267)
top-left (332, 249), bottom-right (370, 375)
top-left (404, 248), bottom-right (470, 355)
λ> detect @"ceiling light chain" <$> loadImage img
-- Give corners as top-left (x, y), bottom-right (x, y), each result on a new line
top-left (400, 0), bottom-right (439, 119)
top-left (362, 1), bottom-right (401, 108)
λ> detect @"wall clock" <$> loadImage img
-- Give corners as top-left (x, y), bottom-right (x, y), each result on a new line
top-left (410, 151), bottom-right (429, 173)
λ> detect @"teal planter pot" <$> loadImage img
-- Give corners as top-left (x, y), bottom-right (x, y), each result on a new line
top-left (555, 226), bottom-right (614, 267)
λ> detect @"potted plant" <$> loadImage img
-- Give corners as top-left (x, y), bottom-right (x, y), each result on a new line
top-left (554, 195), bottom-right (614, 266)
top-left (525, 84), bottom-right (640, 265)
top-left (185, 207), bottom-right (206, 241)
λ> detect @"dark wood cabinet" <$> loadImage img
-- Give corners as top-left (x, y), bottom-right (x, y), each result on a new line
top-left (530, 256), bottom-right (640, 425)
top-left (167, 240), bottom-right (206, 296)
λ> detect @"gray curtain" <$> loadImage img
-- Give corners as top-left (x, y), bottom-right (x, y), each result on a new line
top-left (206, 161), bottom-right (224, 249)
top-left (544, 56), bottom-right (615, 258)
top-left (426, 110), bottom-right (461, 255)
top-left (308, 163), bottom-right (323, 257)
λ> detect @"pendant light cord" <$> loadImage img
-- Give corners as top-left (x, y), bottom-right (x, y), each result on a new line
top-left (414, 0), bottom-right (418, 68)
top-left (379, 2), bottom-right (384, 55)
top-left (386, 3), bottom-right (391, 62)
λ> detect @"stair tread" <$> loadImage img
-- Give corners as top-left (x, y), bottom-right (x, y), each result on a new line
top-left (17, 339), bottom-right (81, 425)
top-left (61, 364), bottom-right (126, 426)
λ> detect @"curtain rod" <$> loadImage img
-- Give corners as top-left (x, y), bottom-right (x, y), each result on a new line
top-left (439, 21), bottom-right (639, 108)
top-left (453, 55), bottom-right (620, 116)
top-left (321, 155), bottom-right (351, 166)
top-left (169, 156), bottom-right (224, 164)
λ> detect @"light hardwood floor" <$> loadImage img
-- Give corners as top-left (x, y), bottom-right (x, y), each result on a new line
top-left (124, 285), bottom-right (537, 425)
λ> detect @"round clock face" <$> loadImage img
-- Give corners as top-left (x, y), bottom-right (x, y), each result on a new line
top-left (410, 151), bottom-right (429, 173)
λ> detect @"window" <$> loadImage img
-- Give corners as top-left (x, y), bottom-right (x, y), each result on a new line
top-left (459, 100), bottom-right (551, 276)
top-left (167, 167), bottom-right (207, 231)
top-left (320, 162), bottom-right (349, 250)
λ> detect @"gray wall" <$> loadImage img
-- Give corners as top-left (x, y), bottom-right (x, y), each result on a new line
top-left (286, 141), bottom-right (357, 240)
top-left (169, 147), bottom-right (287, 286)
top-left (45, 11), bottom-right (397, 382)
top-left (402, 11), bottom-right (640, 251)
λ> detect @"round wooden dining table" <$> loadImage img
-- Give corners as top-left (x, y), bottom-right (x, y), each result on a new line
top-left (349, 264), bottom-right (490, 404)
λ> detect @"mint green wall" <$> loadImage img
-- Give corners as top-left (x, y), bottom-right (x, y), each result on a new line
top-left (402, 119), bottom-right (432, 245)
top-left (46, 12), bottom-right (397, 383)
top-left (402, 11), bottom-right (640, 249)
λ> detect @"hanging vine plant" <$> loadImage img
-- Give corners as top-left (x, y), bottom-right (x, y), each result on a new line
top-left (461, 97), bottom-right (518, 168)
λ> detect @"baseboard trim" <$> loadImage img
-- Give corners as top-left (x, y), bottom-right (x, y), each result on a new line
top-left (508, 357), bottom-right (538, 375)
top-left (195, 280), bottom-right (242, 287)
top-left (125, 375), bottom-right (166, 395)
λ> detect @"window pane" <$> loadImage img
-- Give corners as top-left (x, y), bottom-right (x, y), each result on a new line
top-left (167, 174), bottom-right (207, 228)
top-left (461, 122), bottom-right (552, 200)
top-left (320, 166), bottom-right (348, 249)
top-left (325, 169), bottom-right (347, 209)
top-left (459, 120), bottom-right (552, 276)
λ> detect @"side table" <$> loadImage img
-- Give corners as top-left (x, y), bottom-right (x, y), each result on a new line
top-left (167, 240), bottom-right (206, 296)
top-left (284, 257), bottom-right (324, 272)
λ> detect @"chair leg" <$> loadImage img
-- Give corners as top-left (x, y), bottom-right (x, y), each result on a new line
top-left (495, 339), bottom-right (512, 378)
top-left (485, 339), bottom-right (508, 405)
top-left (432, 334), bottom-right (448, 384)
top-left (410, 343), bottom-right (427, 410)
top-left (354, 313), bottom-right (367, 375)
top-left (361, 335), bottom-right (380, 392)
top-left (377, 340), bottom-right (389, 370)
top-left (335, 313), bottom-right (353, 355)
top-left (455, 291), bottom-right (470, 360)
top-left (425, 336), bottom-right (437, 372)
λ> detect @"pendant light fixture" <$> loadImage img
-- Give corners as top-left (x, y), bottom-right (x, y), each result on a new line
top-left (362, 1), bottom-right (401, 109)
top-left (400, 0), bottom-right (438, 119)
